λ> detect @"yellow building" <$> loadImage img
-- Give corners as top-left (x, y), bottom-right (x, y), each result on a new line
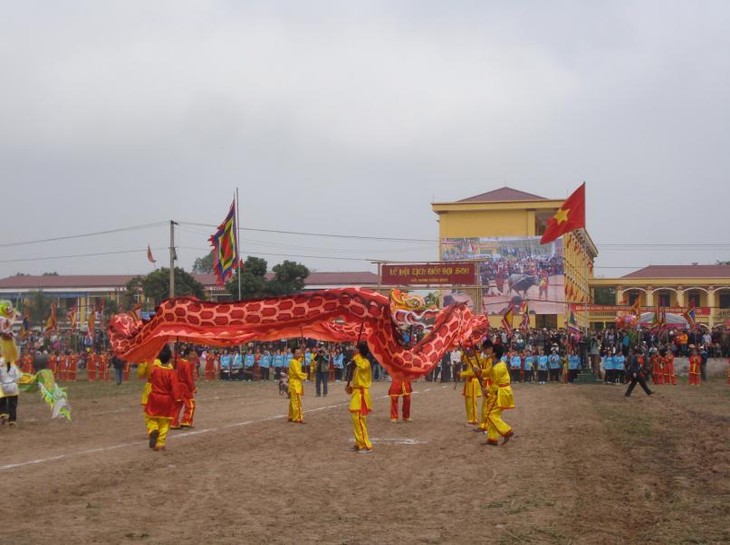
top-left (589, 265), bottom-right (730, 329)
top-left (432, 187), bottom-right (598, 329)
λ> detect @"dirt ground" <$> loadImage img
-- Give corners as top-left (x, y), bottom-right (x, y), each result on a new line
top-left (2, 369), bottom-right (729, 545)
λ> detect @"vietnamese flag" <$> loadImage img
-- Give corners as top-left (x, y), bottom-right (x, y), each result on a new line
top-left (540, 183), bottom-right (586, 244)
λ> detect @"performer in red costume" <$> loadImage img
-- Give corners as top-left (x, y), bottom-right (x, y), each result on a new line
top-left (662, 348), bottom-right (677, 385)
top-left (688, 346), bottom-right (702, 386)
top-left (388, 378), bottom-right (412, 422)
top-left (171, 347), bottom-right (197, 429)
top-left (145, 345), bottom-right (182, 451)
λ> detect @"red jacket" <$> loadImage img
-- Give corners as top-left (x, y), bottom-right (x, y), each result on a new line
top-left (175, 358), bottom-right (196, 399)
top-left (145, 364), bottom-right (182, 418)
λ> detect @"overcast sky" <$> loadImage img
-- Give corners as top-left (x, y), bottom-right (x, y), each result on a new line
top-left (1, 0), bottom-right (729, 280)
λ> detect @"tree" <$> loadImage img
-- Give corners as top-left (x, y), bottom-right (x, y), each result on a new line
top-left (225, 256), bottom-right (310, 300)
top-left (226, 256), bottom-right (268, 300)
top-left (593, 287), bottom-right (616, 305)
top-left (42, 272), bottom-right (59, 276)
top-left (192, 252), bottom-right (215, 274)
top-left (122, 276), bottom-right (145, 311)
top-left (27, 290), bottom-right (51, 328)
top-left (102, 297), bottom-right (119, 320)
top-left (424, 291), bottom-right (440, 308)
top-left (268, 260), bottom-right (310, 296)
top-left (141, 267), bottom-right (205, 306)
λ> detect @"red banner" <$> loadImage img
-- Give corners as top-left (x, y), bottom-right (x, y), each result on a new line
top-left (570, 304), bottom-right (710, 316)
top-left (381, 263), bottom-right (476, 285)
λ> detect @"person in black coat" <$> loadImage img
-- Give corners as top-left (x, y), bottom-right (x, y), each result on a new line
top-left (624, 347), bottom-right (654, 397)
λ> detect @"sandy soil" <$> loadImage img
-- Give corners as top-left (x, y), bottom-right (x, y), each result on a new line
top-left (1, 372), bottom-right (729, 545)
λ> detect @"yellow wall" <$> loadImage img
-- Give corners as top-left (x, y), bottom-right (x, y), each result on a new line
top-left (438, 209), bottom-right (534, 239)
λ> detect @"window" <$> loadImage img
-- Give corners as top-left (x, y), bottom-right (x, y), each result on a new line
top-left (686, 292), bottom-right (701, 308)
top-left (535, 210), bottom-right (557, 236)
top-left (719, 292), bottom-right (730, 309)
top-left (656, 292), bottom-right (671, 307)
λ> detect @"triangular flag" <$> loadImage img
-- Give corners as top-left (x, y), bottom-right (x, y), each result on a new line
top-left (568, 309), bottom-right (580, 333)
top-left (147, 244), bottom-right (157, 264)
top-left (520, 302), bottom-right (530, 331)
top-left (501, 304), bottom-right (514, 336)
top-left (45, 302), bottom-right (57, 333)
top-left (630, 298), bottom-right (641, 317)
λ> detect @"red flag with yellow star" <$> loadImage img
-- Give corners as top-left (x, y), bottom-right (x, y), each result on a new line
top-left (540, 183), bottom-right (586, 244)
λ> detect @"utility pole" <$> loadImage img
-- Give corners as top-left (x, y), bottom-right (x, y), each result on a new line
top-left (169, 220), bottom-right (177, 298)
top-left (236, 188), bottom-right (241, 300)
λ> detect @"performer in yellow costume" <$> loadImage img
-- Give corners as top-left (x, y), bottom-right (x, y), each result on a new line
top-left (459, 344), bottom-right (482, 426)
top-left (482, 344), bottom-right (515, 446)
top-left (476, 339), bottom-right (495, 433)
top-left (288, 348), bottom-right (307, 423)
top-left (347, 343), bottom-right (373, 453)
top-left (137, 356), bottom-right (161, 433)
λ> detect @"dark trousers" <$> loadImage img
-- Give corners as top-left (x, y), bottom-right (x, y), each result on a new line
top-left (0, 395), bottom-right (18, 422)
top-left (114, 367), bottom-right (124, 385)
top-left (315, 372), bottom-right (328, 396)
top-left (549, 368), bottom-right (561, 382)
top-left (625, 374), bottom-right (653, 397)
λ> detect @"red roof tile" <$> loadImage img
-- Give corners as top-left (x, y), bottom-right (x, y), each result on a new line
top-left (0, 271), bottom-right (380, 291)
top-left (622, 265), bottom-right (730, 279)
top-left (201, 272), bottom-right (379, 287)
top-left (0, 275), bottom-right (138, 290)
top-left (458, 186), bottom-right (547, 203)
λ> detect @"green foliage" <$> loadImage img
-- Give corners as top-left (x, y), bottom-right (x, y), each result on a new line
top-left (122, 276), bottom-right (145, 311)
top-left (123, 268), bottom-right (204, 309)
top-left (102, 297), bottom-right (119, 319)
top-left (27, 290), bottom-right (51, 327)
top-left (593, 286), bottom-right (616, 305)
top-left (268, 260), bottom-right (309, 296)
top-left (226, 256), bottom-right (309, 300)
top-left (243, 256), bottom-right (268, 277)
top-left (141, 267), bottom-right (205, 306)
top-left (192, 252), bottom-right (215, 274)
top-left (424, 291), bottom-right (440, 308)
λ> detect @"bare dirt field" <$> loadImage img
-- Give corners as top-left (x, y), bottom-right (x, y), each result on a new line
top-left (2, 370), bottom-right (729, 545)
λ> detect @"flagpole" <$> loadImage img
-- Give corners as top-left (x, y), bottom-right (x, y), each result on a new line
top-left (236, 188), bottom-right (241, 300)
top-left (582, 183), bottom-right (589, 334)
top-left (169, 220), bottom-right (176, 298)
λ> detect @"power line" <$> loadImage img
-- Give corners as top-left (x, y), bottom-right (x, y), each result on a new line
top-left (177, 246), bottom-right (370, 263)
top-left (0, 222), bottom-right (168, 249)
top-left (0, 217), bottom-right (727, 251)
top-left (178, 221), bottom-right (435, 243)
top-left (177, 225), bottom-right (433, 254)
top-left (0, 248), bottom-right (158, 264)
